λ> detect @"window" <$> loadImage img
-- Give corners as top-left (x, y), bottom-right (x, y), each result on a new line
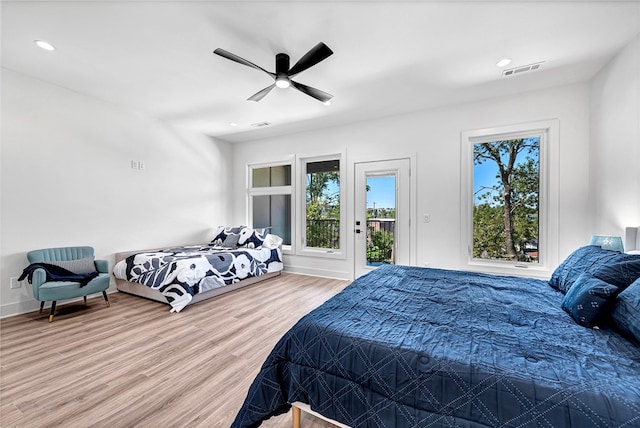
top-left (249, 163), bottom-right (292, 247)
top-left (461, 120), bottom-right (559, 274)
top-left (473, 136), bottom-right (540, 263)
top-left (300, 155), bottom-right (343, 255)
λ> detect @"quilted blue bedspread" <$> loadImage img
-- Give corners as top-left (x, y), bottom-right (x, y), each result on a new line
top-left (232, 264), bottom-right (640, 427)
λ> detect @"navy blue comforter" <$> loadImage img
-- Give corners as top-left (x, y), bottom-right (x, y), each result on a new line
top-left (232, 265), bottom-right (640, 427)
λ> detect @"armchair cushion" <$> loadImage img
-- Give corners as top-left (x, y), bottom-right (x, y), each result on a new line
top-left (38, 274), bottom-right (110, 302)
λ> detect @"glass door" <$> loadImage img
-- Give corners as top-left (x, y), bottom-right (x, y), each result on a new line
top-left (354, 159), bottom-right (410, 278)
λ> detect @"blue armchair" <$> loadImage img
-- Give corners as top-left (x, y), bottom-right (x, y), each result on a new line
top-left (26, 246), bottom-right (110, 322)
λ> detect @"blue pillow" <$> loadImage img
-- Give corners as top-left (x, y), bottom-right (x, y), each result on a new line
top-left (549, 245), bottom-right (640, 294)
top-left (549, 246), bottom-right (615, 293)
top-left (561, 274), bottom-right (619, 328)
top-left (611, 278), bottom-right (640, 344)
top-left (590, 252), bottom-right (640, 290)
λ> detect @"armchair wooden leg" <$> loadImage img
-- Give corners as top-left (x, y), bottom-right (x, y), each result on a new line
top-left (49, 301), bottom-right (57, 323)
top-left (39, 301), bottom-right (45, 314)
top-left (83, 296), bottom-right (87, 304)
top-left (102, 291), bottom-right (110, 307)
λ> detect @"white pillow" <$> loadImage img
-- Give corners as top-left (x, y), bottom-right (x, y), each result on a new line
top-left (262, 234), bottom-right (283, 249)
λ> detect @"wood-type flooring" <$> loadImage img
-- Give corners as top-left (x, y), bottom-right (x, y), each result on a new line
top-left (0, 272), bottom-right (350, 428)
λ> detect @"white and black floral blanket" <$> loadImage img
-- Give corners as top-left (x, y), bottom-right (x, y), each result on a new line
top-left (113, 245), bottom-right (283, 312)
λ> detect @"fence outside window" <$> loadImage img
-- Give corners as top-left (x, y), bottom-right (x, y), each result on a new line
top-left (306, 218), bottom-right (396, 265)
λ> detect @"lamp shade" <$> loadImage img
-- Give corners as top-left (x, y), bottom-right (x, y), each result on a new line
top-left (589, 235), bottom-right (624, 252)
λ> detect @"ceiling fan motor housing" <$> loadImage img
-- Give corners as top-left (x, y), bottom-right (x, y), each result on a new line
top-left (275, 53), bottom-right (291, 87)
top-left (276, 53), bottom-right (290, 74)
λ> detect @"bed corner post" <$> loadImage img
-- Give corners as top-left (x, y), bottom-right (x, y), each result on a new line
top-left (292, 404), bottom-right (301, 428)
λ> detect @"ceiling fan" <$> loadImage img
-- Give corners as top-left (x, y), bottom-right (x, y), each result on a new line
top-left (213, 42), bottom-right (334, 103)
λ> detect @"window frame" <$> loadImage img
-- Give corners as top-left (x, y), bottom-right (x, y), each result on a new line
top-left (461, 120), bottom-right (559, 276)
top-left (297, 153), bottom-right (346, 259)
top-left (247, 158), bottom-right (294, 253)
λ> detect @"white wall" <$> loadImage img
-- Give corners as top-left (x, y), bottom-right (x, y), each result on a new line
top-left (7, 34), bottom-right (636, 317)
top-left (590, 34), bottom-right (640, 237)
top-left (0, 69), bottom-right (233, 317)
top-left (232, 82), bottom-right (592, 280)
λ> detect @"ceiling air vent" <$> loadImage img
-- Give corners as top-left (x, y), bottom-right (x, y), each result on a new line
top-left (250, 121), bottom-right (272, 128)
top-left (502, 62), bottom-right (544, 77)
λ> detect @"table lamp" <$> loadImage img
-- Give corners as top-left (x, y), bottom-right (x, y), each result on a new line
top-left (589, 235), bottom-right (624, 252)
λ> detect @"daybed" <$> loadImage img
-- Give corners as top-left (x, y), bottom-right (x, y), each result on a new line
top-left (232, 228), bottom-right (640, 428)
top-left (113, 226), bottom-right (283, 312)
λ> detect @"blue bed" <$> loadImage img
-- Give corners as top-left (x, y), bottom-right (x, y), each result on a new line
top-left (232, 261), bottom-right (640, 427)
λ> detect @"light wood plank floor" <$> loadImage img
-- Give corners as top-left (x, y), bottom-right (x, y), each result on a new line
top-left (0, 273), bottom-right (350, 428)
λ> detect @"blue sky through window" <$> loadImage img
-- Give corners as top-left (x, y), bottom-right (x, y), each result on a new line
top-left (366, 176), bottom-right (395, 209)
top-left (473, 137), bottom-right (539, 205)
top-left (324, 175), bottom-right (395, 211)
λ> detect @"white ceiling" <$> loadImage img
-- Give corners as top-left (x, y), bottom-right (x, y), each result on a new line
top-left (2, 1), bottom-right (639, 143)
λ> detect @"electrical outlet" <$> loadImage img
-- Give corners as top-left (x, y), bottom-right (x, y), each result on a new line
top-left (131, 160), bottom-right (146, 170)
top-left (10, 277), bottom-right (21, 289)
top-left (423, 213), bottom-right (431, 223)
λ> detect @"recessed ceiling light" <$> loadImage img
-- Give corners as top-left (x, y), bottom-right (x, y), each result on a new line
top-left (496, 58), bottom-right (512, 68)
top-left (229, 122), bottom-right (238, 127)
top-left (34, 40), bottom-right (56, 51)
top-left (322, 100), bottom-right (332, 106)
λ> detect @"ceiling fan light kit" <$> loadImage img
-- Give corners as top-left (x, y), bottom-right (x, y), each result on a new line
top-left (275, 76), bottom-right (290, 89)
top-left (213, 42), bottom-right (333, 103)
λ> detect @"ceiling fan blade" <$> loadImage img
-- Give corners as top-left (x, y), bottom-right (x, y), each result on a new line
top-left (214, 48), bottom-right (275, 78)
top-left (287, 42), bottom-right (333, 77)
top-left (290, 80), bottom-right (333, 103)
top-left (248, 84), bottom-right (276, 102)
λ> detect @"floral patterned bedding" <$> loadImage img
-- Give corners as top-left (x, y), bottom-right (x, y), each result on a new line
top-left (113, 244), bottom-right (283, 312)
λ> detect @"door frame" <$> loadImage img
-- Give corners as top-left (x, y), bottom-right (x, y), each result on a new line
top-left (353, 157), bottom-right (415, 278)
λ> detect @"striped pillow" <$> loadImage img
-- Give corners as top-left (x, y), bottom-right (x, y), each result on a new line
top-left (47, 257), bottom-right (97, 274)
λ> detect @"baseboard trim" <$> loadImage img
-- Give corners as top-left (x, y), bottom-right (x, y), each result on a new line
top-left (0, 286), bottom-right (118, 319)
top-left (283, 266), bottom-right (351, 281)
top-left (0, 300), bottom-right (42, 319)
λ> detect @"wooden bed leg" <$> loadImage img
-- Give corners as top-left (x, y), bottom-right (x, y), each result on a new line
top-left (292, 404), bottom-right (301, 428)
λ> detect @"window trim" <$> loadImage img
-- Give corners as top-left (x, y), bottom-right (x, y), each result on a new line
top-left (460, 120), bottom-right (559, 277)
top-left (247, 158), bottom-right (294, 254)
top-left (297, 152), bottom-right (346, 259)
